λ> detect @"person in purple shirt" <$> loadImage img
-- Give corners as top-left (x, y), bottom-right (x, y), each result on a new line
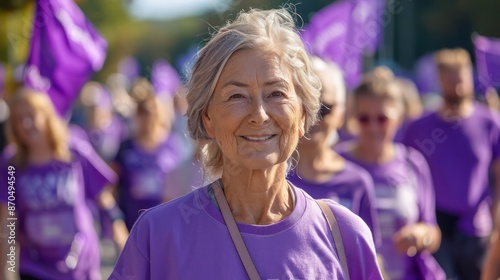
top-left (288, 57), bottom-right (380, 246)
top-left (110, 9), bottom-right (382, 280)
top-left (402, 48), bottom-right (500, 279)
top-left (0, 89), bottom-right (128, 280)
top-left (337, 73), bottom-right (444, 280)
top-left (112, 78), bottom-right (183, 230)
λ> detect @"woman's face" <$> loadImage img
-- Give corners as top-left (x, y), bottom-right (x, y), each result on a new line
top-left (13, 100), bottom-right (48, 146)
top-left (203, 48), bottom-right (305, 171)
top-left (355, 97), bottom-right (400, 146)
top-left (135, 98), bottom-right (159, 134)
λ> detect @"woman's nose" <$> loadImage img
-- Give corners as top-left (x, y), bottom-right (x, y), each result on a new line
top-left (22, 117), bottom-right (34, 129)
top-left (248, 99), bottom-right (270, 126)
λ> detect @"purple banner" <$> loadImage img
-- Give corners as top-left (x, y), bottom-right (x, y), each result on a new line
top-left (351, 0), bottom-right (385, 55)
top-left (151, 60), bottom-right (181, 98)
top-left (474, 34), bottom-right (500, 92)
top-left (24, 0), bottom-right (107, 116)
top-left (414, 54), bottom-right (440, 95)
top-left (302, 0), bottom-right (385, 88)
top-left (302, 0), bottom-right (354, 65)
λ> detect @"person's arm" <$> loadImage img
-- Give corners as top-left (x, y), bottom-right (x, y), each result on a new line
top-left (97, 188), bottom-right (128, 252)
top-left (393, 222), bottom-right (441, 255)
top-left (482, 229), bottom-right (500, 280)
top-left (491, 159), bottom-right (500, 227)
top-left (393, 148), bottom-right (442, 255)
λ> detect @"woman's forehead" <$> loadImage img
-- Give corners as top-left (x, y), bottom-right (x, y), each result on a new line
top-left (217, 48), bottom-right (292, 87)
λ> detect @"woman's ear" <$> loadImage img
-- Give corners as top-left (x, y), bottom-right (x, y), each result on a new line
top-left (298, 114), bottom-right (306, 138)
top-left (202, 111), bottom-right (215, 138)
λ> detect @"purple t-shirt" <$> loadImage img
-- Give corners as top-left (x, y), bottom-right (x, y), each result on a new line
top-left (0, 140), bottom-right (116, 280)
top-left (402, 104), bottom-right (500, 237)
top-left (339, 143), bottom-right (441, 280)
top-left (287, 161), bottom-right (381, 246)
top-left (114, 134), bottom-right (183, 229)
top-left (109, 185), bottom-right (382, 280)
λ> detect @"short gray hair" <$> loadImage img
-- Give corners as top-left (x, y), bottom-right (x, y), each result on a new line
top-left (186, 8), bottom-right (321, 179)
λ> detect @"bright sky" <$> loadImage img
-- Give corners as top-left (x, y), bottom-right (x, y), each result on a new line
top-left (129, 0), bottom-right (230, 20)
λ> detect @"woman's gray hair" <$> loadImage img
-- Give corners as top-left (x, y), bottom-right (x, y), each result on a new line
top-left (186, 8), bottom-right (321, 179)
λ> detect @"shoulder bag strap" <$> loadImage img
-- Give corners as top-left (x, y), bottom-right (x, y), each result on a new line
top-left (316, 200), bottom-right (351, 280)
top-left (213, 180), bottom-right (261, 280)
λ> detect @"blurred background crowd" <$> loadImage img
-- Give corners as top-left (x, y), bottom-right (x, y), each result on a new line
top-left (1, 0), bottom-right (500, 279)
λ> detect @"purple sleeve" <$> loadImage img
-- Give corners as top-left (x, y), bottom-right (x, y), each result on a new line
top-left (400, 120), bottom-right (417, 149)
top-left (408, 148), bottom-right (437, 225)
top-left (357, 170), bottom-right (382, 248)
top-left (72, 139), bottom-right (117, 201)
top-left (328, 202), bottom-right (384, 280)
top-left (109, 214), bottom-right (151, 279)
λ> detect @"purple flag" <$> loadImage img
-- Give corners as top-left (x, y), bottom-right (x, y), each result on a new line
top-left (302, 0), bottom-right (355, 65)
top-left (474, 34), bottom-right (500, 92)
top-left (24, 0), bottom-right (107, 116)
top-left (351, 0), bottom-right (386, 55)
top-left (414, 54), bottom-right (440, 95)
top-left (151, 60), bottom-right (181, 98)
top-left (302, 0), bottom-right (362, 88)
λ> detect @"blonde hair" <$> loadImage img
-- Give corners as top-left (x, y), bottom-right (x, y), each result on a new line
top-left (434, 48), bottom-right (472, 71)
top-left (6, 89), bottom-right (71, 167)
top-left (352, 68), bottom-right (403, 113)
top-left (130, 78), bottom-right (171, 132)
top-left (186, 8), bottom-right (321, 178)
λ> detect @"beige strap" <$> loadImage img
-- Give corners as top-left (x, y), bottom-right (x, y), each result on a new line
top-left (213, 180), bottom-right (261, 280)
top-left (316, 200), bottom-right (351, 280)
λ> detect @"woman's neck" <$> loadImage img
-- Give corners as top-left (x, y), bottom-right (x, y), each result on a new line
top-left (136, 125), bottom-right (168, 151)
top-left (27, 138), bottom-right (54, 165)
top-left (353, 140), bottom-right (396, 164)
top-left (221, 163), bottom-right (294, 225)
top-left (439, 98), bottom-right (474, 119)
top-left (297, 140), bottom-right (345, 183)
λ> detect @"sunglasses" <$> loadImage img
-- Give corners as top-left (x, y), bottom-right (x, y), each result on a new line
top-left (356, 114), bottom-right (389, 125)
top-left (318, 103), bottom-right (336, 119)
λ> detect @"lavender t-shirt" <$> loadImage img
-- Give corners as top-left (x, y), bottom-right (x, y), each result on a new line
top-left (114, 134), bottom-right (183, 229)
top-left (402, 104), bottom-right (500, 237)
top-left (0, 140), bottom-right (116, 280)
top-left (287, 161), bottom-right (381, 246)
top-left (109, 185), bottom-right (382, 280)
top-left (339, 144), bottom-right (441, 280)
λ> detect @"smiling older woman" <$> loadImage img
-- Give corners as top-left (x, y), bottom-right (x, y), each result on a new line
top-left (109, 8), bottom-right (382, 280)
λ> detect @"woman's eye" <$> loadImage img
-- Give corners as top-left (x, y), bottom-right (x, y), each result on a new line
top-left (270, 91), bottom-right (284, 97)
top-left (229, 93), bottom-right (244, 99)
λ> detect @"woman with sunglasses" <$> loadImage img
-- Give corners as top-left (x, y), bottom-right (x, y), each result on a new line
top-left (337, 74), bottom-right (444, 280)
top-left (112, 78), bottom-right (183, 230)
top-left (288, 57), bottom-right (380, 246)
